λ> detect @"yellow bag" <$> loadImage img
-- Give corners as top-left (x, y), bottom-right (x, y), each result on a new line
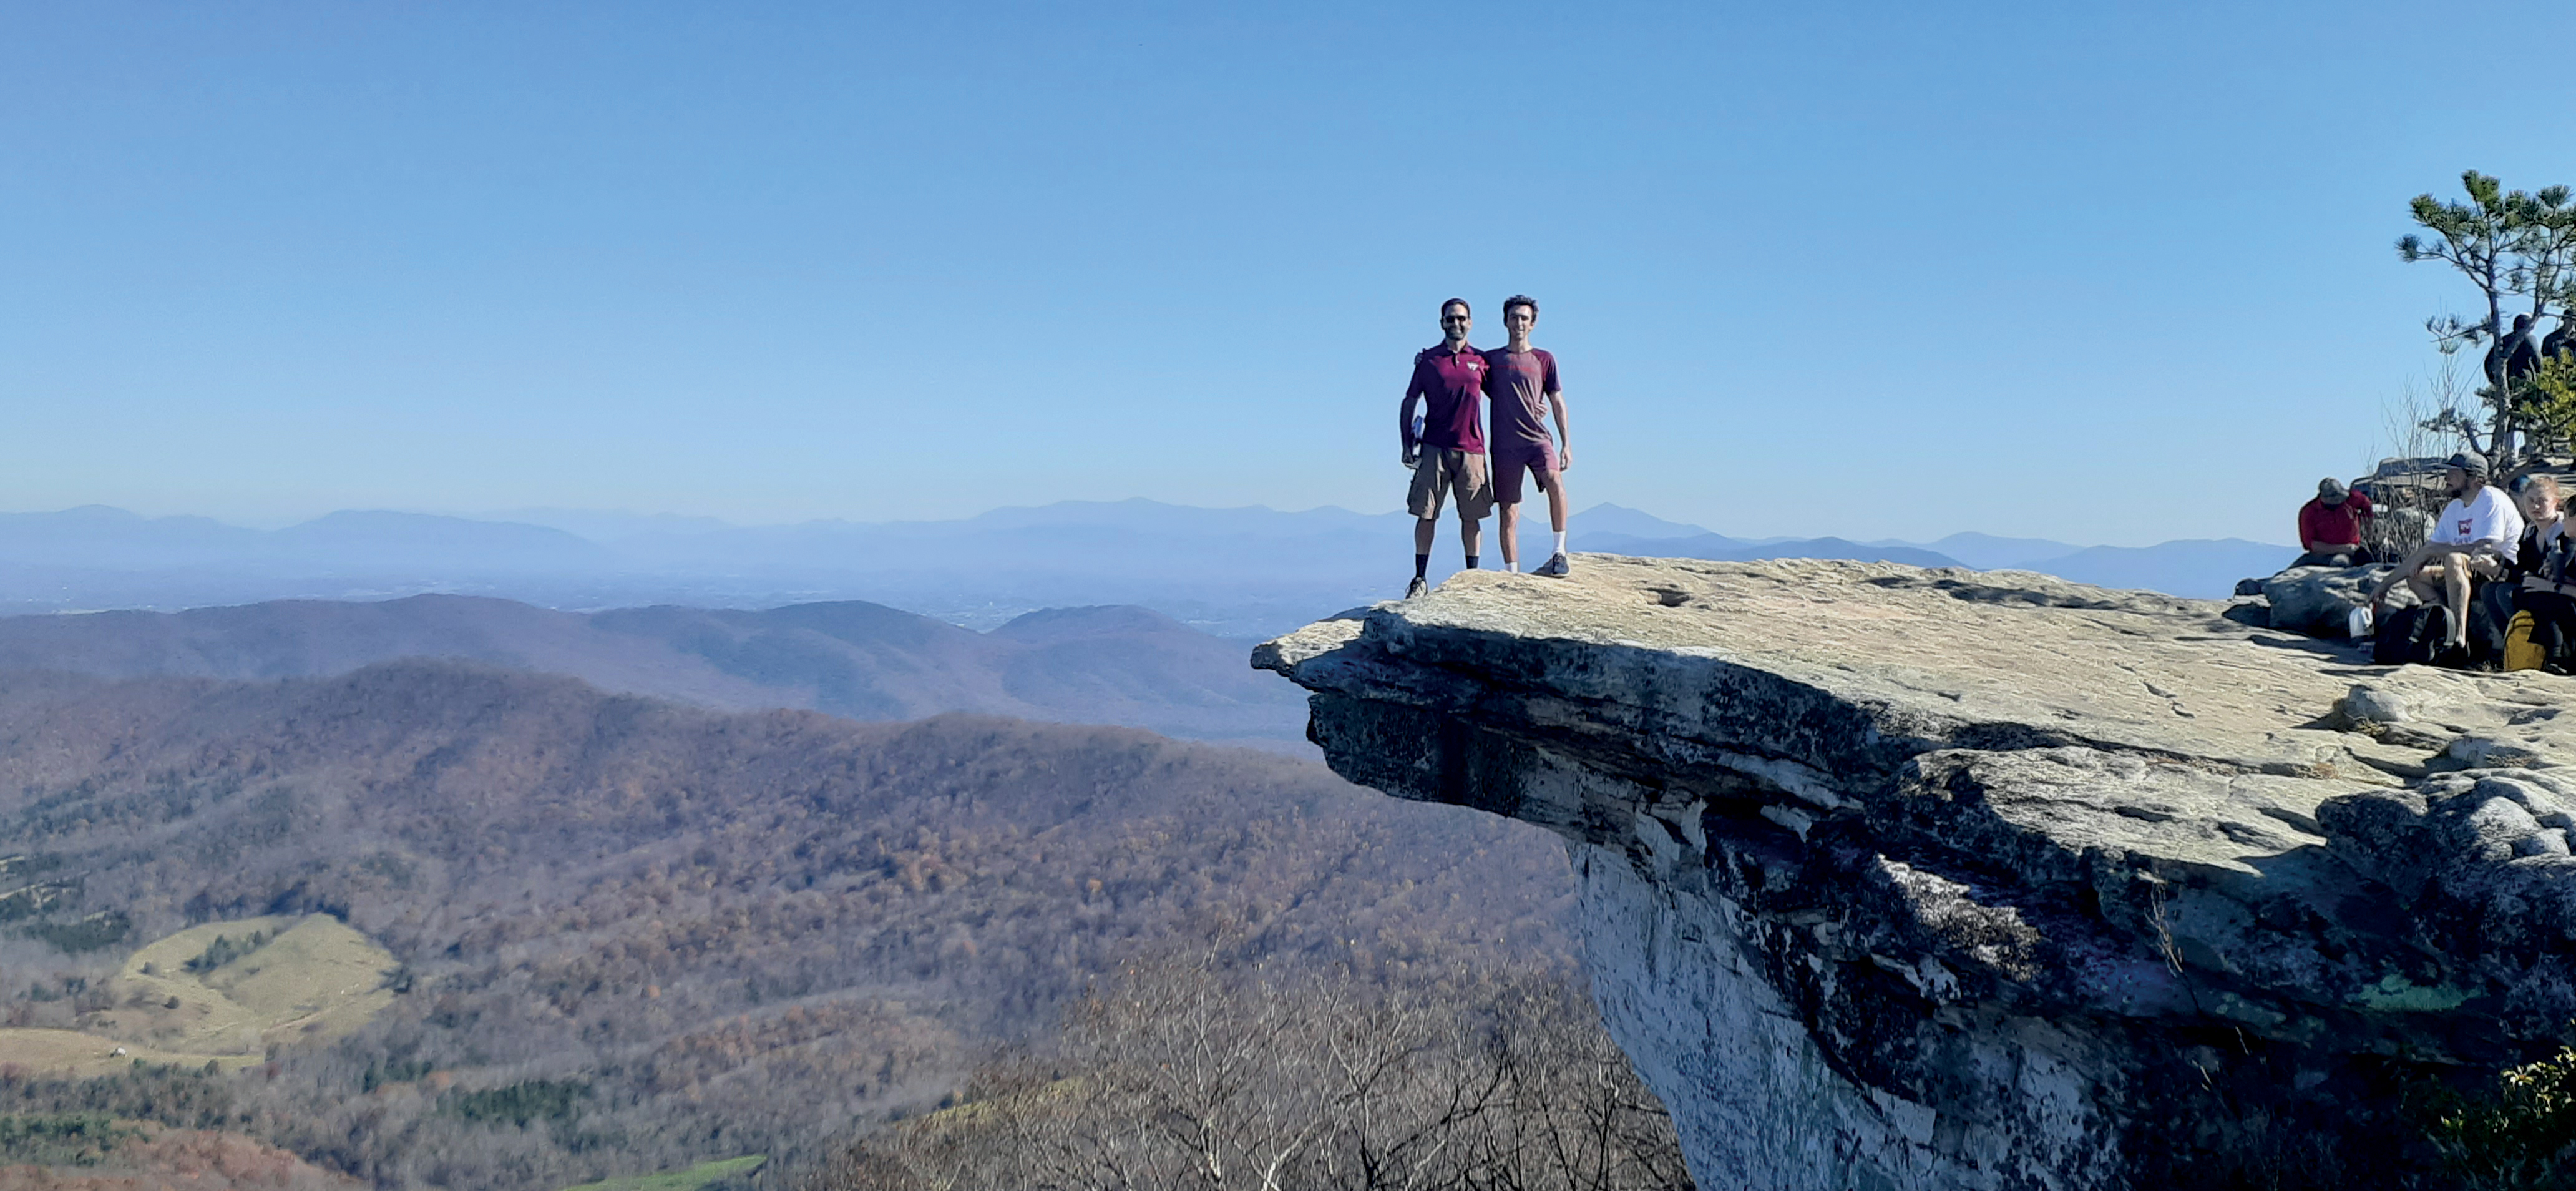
top-left (2506, 610), bottom-right (2547, 672)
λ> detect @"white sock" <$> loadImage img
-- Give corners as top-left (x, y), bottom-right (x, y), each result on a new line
top-left (1553, 530), bottom-right (1568, 556)
top-left (1507, 560), bottom-right (1520, 572)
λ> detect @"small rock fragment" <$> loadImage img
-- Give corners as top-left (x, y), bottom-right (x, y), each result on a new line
top-left (2451, 737), bottom-right (2544, 770)
top-left (2337, 685), bottom-right (2410, 726)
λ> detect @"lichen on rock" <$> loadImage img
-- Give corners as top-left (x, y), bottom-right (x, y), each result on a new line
top-left (1256, 556), bottom-right (2576, 1190)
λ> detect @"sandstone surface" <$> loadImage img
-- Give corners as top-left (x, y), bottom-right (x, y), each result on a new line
top-left (1256, 556), bottom-right (2576, 1190)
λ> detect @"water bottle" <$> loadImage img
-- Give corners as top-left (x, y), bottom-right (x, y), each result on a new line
top-left (2347, 605), bottom-right (2374, 640)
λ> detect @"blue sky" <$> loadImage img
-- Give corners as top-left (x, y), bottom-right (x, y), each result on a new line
top-left (3, 2), bottom-right (2569, 544)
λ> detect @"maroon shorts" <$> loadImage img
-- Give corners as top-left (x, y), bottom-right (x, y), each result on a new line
top-left (1491, 442), bottom-right (1558, 505)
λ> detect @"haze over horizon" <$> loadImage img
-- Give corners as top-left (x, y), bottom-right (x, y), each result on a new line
top-left (7, 2), bottom-right (2565, 546)
top-left (1, 495), bottom-right (2290, 553)
top-left (0, 497), bottom-right (2294, 639)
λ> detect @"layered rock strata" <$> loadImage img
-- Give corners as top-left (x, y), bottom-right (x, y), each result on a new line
top-left (1254, 557), bottom-right (2576, 1190)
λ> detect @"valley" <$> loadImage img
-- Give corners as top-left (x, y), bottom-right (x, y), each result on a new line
top-left (0, 662), bottom-right (1579, 1189)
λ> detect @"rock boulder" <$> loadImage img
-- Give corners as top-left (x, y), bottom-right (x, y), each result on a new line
top-left (1256, 556), bottom-right (2576, 1190)
top-left (2261, 563), bottom-right (2414, 637)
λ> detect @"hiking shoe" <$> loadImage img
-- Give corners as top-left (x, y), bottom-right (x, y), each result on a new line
top-left (1405, 576), bottom-right (1430, 599)
top-left (1534, 552), bottom-right (1572, 577)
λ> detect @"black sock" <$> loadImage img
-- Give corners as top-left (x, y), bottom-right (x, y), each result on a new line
top-left (1465, 555), bottom-right (1479, 570)
top-left (1415, 554), bottom-right (1430, 580)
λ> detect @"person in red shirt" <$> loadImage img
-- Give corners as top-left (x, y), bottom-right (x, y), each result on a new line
top-left (2295, 478), bottom-right (2374, 567)
top-left (1483, 295), bottom-right (1573, 577)
top-left (1398, 298), bottom-right (1493, 598)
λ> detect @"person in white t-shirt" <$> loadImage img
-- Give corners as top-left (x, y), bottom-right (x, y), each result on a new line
top-left (2369, 452), bottom-right (2526, 652)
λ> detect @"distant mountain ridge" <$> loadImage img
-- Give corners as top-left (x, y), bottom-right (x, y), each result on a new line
top-left (0, 500), bottom-right (2295, 627)
top-left (0, 593), bottom-right (1309, 750)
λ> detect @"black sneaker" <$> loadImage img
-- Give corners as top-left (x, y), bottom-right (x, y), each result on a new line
top-left (1535, 552), bottom-right (1572, 577)
top-left (1406, 576), bottom-right (1430, 599)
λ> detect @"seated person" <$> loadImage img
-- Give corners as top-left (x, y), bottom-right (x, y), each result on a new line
top-left (2514, 475), bottom-right (2576, 669)
top-left (2369, 453), bottom-right (2525, 655)
top-left (2294, 478), bottom-right (2374, 567)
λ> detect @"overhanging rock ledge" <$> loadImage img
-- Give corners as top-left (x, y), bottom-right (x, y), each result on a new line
top-left (1254, 556), bottom-right (2576, 1190)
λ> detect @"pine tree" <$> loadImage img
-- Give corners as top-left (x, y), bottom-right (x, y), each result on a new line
top-left (2398, 170), bottom-right (2576, 468)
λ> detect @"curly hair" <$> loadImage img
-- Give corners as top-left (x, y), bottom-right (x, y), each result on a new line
top-left (1502, 294), bottom-right (1538, 319)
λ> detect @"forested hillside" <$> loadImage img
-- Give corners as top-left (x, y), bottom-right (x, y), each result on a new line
top-left (0, 664), bottom-right (1577, 1189)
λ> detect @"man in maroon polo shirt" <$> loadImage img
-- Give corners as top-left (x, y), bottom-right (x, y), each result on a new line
top-left (1398, 298), bottom-right (1492, 599)
top-left (1483, 294), bottom-right (1573, 577)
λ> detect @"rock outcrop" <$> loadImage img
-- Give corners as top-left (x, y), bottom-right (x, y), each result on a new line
top-left (1254, 556), bottom-right (2576, 1190)
top-left (2259, 563), bottom-right (2415, 638)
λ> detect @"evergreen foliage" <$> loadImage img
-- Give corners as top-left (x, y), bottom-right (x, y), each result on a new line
top-left (0, 1113), bottom-right (140, 1166)
top-left (2399, 170), bottom-right (2576, 466)
top-left (2526, 352), bottom-right (2576, 454)
top-left (360, 1057), bottom-right (435, 1092)
top-left (2426, 1042), bottom-right (2576, 1189)
top-left (183, 928), bottom-right (270, 973)
top-left (0, 1066), bottom-right (238, 1132)
top-left (29, 909), bottom-right (130, 953)
top-left (444, 1079), bottom-right (593, 1127)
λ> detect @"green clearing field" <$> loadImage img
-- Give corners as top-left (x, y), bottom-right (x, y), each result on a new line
top-left (560, 1155), bottom-right (767, 1191)
top-left (0, 914), bottom-right (398, 1076)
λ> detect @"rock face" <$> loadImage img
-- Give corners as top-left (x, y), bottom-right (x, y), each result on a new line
top-left (1255, 556), bottom-right (2576, 1190)
top-left (2260, 563), bottom-right (2414, 637)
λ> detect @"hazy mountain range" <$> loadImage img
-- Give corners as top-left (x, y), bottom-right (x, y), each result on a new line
top-left (0, 501), bottom-right (2295, 636)
top-left (0, 593), bottom-right (1309, 752)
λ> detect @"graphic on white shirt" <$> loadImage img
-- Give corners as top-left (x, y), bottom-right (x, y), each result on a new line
top-left (2431, 486), bottom-right (2525, 549)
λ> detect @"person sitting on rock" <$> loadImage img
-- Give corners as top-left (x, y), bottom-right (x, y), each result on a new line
top-left (2490, 313), bottom-right (2543, 388)
top-left (2545, 313), bottom-right (2576, 366)
top-left (2294, 478), bottom-right (2373, 567)
top-left (2512, 474), bottom-right (2576, 670)
top-left (2369, 453), bottom-right (2525, 655)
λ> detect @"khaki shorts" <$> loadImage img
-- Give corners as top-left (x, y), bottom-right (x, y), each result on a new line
top-left (2419, 552), bottom-right (2507, 581)
top-left (1407, 449), bottom-right (1493, 521)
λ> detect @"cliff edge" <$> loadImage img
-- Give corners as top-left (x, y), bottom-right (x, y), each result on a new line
top-left (1256, 556), bottom-right (2576, 1190)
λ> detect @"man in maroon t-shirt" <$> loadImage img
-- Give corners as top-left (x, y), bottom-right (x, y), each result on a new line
top-left (1398, 298), bottom-right (1493, 598)
top-left (1483, 295), bottom-right (1573, 576)
top-left (2295, 478), bottom-right (2374, 567)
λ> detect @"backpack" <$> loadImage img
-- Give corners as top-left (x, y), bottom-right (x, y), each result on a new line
top-left (2517, 589), bottom-right (2576, 674)
top-left (2373, 604), bottom-right (2455, 667)
top-left (2469, 579), bottom-right (2517, 664)
top-left (2506, 610), bottom-right (2547, 672)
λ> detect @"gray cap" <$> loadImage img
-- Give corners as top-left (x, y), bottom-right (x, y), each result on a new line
top-left (2445, 451), bottom-right (2490, 478)
top-left (2318, 478), bottom-right (2349, 501)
